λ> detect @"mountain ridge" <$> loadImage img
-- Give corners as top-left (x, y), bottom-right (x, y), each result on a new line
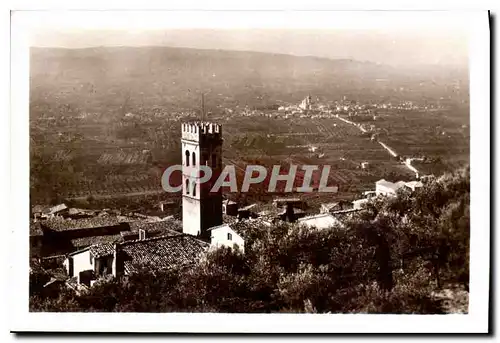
top-left (30, 45), bottom-right (468, 117)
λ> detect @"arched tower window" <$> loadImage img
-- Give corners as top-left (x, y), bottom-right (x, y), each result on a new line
top-left (185, 178), bottom-right (190, 194)
top-left (192, 181), bottom-right (197, 197)
top-left (192, 152), bottom-right (196, 166)
top-left (185, 150), bottom-right (190, 166)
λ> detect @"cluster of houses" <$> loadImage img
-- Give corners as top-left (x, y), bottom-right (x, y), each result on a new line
top-left (30, 178), bottom-right (424, 292)
top-left (30, 120), bottom-right (425, 292)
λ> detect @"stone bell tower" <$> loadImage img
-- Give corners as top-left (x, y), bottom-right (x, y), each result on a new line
top-left (181, 122), bottom-right (223, 239)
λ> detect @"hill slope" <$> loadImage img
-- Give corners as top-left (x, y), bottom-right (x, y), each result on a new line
top-left (30, 46), bottom-right (468, 117)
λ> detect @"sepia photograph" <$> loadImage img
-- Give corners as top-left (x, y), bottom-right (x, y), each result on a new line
top-left (9, 9), bottom-right (490, 333)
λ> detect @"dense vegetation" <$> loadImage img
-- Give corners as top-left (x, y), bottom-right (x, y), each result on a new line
top-left (30, 166), bottom-right (469, 313)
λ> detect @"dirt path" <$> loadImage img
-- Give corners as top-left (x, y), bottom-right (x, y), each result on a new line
top-left (331, 114), bottom-right (420, 178)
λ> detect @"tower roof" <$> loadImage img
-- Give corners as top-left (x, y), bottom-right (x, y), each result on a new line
top-left (181, 121), bottom-right (222, 141)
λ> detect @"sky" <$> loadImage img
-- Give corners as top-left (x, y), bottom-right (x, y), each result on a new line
top-left (22, 10), bottom-right (469, 69)
top-left (31, 28), bottom-right (468, 68)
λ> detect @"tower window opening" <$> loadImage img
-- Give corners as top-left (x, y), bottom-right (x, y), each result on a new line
top-left (192, 152), bottom-right (196, 166)
top-left (192, 181), bottom-right (197, 197)
top-left (185, 150), bottom-right (190, 167)
top-left (185, 178), bottom-right (190, 194)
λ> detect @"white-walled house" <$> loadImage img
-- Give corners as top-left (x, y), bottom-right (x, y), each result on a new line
top-left (375, 179), bottom-right (406, 197)
top-left (405, 181), bottom-right (424, 192)
top-left (63, 243), bottom-right (115, 286)
top-left (375, 179), bottom-right (424, 196)
top-left (297, 213), bottom-right (344, 230)
top-left (208, 224), bottom-right (245, 253)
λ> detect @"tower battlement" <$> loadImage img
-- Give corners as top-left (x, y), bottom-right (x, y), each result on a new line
top-left (181, 122), bottom-right (222, 142)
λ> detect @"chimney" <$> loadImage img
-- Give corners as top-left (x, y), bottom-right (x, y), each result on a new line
top-left (139, 229), bottom-right (146, 241)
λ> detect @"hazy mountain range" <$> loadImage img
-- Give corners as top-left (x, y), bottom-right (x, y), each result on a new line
top-left (30, 46), bottom-right (468, 116)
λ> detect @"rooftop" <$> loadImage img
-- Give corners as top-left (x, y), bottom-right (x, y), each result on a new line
top-left (405, 181), bottom-right (424, 188)
top-left (47, 203), bottom-right (68, 214)
top-left (90, 242), bottom-right (115, 258)
top-left (321, 202), bottom-right (339, 210)
top-left (71, 234), bottom-right (123, 249)
top-left (120, 234), bottom-right (210, 274)
top-left (42, 216), bottom-right (128, 232)
top-left (376, 179), bottom-right (407, 191)
top-left (298, 213), bottom-right (343, 230)
top-left (127, 219), bottom-right (183, 234)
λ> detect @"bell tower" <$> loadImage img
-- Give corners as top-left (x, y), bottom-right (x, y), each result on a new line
top-left (181, 122), bottom-right (223, 239)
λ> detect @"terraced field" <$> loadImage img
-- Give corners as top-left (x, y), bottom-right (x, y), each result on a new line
top-left (30, 105), bottom-right (469, 209)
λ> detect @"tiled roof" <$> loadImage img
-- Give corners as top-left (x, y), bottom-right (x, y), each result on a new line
top-left (71, 234), bottom-right (123, 249)
top-left (90, 242), bottom-right (115, 258)
top-left (321, 202), bottom-right (339, 210)
top-left (47, 203), bottom-right (68, 214)
top-left (120, 235), bottom-right (209, 274)
top-left (42, 216), bottom-right (125, 231)
top-left (127, 219), bottom-right (182, 234)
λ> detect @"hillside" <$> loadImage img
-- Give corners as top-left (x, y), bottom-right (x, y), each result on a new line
top-left (30, 46), bottom-right (468, 117)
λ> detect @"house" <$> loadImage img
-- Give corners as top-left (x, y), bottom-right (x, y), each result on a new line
top-left (114, 234), bottom-right (209, 276)
top-left (375, 179), bottom-right (423, 196)
top-left (331, 208), bottom-right (364, 221)
top-left (209, 218), bottom-right (271, 254)
top-left (222, 200), bottom-right (238, 216)
top-left (45, 203), bottom-right (69, 218)
top-left (375, 179), bottom-right (406, 197)
top-left (320, 202), bottom-right (341, 214)
top-left (63, 243), bottom-right (115, 286)
top-left (31, 205), bottom-right (50, 219)
top-left (297, 213), bottom-right (344, 230)
top-left (405, 181), bottom-right (424, 192)
top-left (237, 204), bottom-right (258, 220)
top-left (66, 218), bottom-right (183, 253)
top-left (39, 217), bottom-right (132, 256)
top-left (159, 200), bottom-right (176, 212)
top-left (277, 205), bottom-right (307, 222)
top-left (36, 216), bottom-right (179, 257)
top-left (209, 223), bottom-right (246, 253)
top-left (65, 234), bottom-right (209, 285)
top-left (127, 219), bottom-right (183, 237)
top-left (65, 208), bottom-right (95, 219)
top-left (272, 198), bottom-right (307, 210)
top-left (363, 190), bottom-right (377, 198)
